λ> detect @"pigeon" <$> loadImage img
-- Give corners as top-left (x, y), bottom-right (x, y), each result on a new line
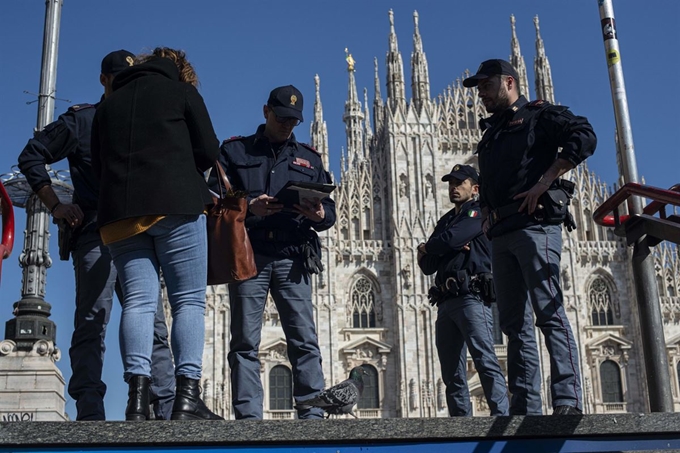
top-left (295, 366), bottom-right (368, 418)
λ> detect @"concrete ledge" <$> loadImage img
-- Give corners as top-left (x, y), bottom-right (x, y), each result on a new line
top-left (1, 414), bottom-right (679, 448)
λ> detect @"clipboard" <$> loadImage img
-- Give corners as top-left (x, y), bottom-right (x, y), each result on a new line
top-left (273, 181), bottom-right (336, 210)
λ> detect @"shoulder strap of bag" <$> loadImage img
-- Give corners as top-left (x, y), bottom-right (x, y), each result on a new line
top-left (213, 161), bottom-right (233, 197)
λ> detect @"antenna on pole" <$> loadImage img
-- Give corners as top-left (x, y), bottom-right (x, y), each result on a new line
top-left (23, 90), bottom-right (71, 106)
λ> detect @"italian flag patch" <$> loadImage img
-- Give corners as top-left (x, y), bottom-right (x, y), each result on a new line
top-left (468, 210), bottom-right (479, 218)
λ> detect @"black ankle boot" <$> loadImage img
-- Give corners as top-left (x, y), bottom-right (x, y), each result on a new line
top-left (125, 375), bottom-right (150, 421)
top-left (171, 375), bottom-right (224, 420)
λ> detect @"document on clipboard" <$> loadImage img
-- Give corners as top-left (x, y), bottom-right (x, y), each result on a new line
top-left (274, 181), bottom-right (336, 210)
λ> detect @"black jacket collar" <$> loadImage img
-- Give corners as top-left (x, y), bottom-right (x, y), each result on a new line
top-left (479, 95), bottom-right (528, 131)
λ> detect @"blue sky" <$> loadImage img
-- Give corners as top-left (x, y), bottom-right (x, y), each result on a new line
top-left (1, 1), bottom-right (678, 420)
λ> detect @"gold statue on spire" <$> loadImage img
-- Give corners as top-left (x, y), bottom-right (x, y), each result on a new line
top-left (344, 47), bottom-right (355, 72)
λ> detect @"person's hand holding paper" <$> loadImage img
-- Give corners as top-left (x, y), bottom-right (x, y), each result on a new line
top-left (274, 181), bottom-right (336, 221)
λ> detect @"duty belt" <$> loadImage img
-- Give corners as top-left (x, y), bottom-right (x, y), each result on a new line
top-left (428, 271), bottom-right (483, 306)
top-left (489, 201), bottom-right (524, 228)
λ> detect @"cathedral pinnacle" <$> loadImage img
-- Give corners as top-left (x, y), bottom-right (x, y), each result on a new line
top-left (386, 9), bottom-right (405, 108)
top-left (374, 57), bottom-right (382, 103)
top-left (533, 15), bottom-right (555, 103)
top-left (411, 9), bottom-right (430, 110)
top-left (310, 73), bottom-right (329, 169)
top-left (343, 49), bottom-right (364, 163)
top-left (509, 14), bottom-right (530, 100)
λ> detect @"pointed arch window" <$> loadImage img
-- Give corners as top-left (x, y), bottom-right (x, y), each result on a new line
top-left (600, 360), bottom-right (623, 403)
top-left (351, 276), bottom-right (377, 328)
top-left (357, 365), bottom-right (379, 409)
top-left (589, 277), bottom-right (614, 326)
top-left (269, 365), bottom-right (292, 410)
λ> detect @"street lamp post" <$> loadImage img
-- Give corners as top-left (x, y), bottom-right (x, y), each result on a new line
top-left (3, 0), bottom-right (68, 351)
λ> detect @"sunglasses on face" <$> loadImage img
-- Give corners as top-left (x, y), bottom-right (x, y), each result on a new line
top-left (267, 106), bottom-right (300, 127)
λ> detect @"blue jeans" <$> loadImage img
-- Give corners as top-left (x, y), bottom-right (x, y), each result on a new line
top-left (228, 253), bottom-right (324, 419)
top-left (107, 214), bottom-right (207, 382)
top-left (436, 293), bottom-right (509, 416)
top-left (492, 224), bottom-right (582, 415)
top-left (69, 229), bottom-right (175, 420)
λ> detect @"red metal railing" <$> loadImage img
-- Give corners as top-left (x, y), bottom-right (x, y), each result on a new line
top-left (0, 180), bottom-right (15, 284)
top-left (593, 182), bottom-right (680, 228)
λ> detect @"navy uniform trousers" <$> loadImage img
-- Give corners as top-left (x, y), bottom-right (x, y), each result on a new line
top-left (436, 293), bottom-right (509, 416)
top-left (228, 253), bottom-right (325, 420)
top-left (492, 224), bottom-right (582, 415)
top-left (70, 230), bottom-right (175, 420)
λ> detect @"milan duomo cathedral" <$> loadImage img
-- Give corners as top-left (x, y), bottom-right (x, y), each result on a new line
top-left (188, 11), bottom-right (680, 418)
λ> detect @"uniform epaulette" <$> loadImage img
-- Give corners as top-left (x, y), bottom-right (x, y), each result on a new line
top-left (299, 142), bottom-right (321, 156)
top-left (526, 99), bottom-right (551, 108)
top-left (222, 135), bottom-right (245, 145)
top-left (68, 103), bottom-right (95, 112)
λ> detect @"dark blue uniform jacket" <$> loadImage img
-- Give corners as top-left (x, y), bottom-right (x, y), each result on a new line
top-left (18, 103), bottom-right (99, 213)
top-left (476, 96), bottom-right (596, 233)
top-left (211, 125), bottom-right (336, 258)
top-left (418, 200), bottom-right (491, 287)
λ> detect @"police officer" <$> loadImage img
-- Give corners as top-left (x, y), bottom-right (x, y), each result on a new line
top-left (464, 59), bottom-right (597, 415)
top-left (17, 50), bottom-right (175, 420)
top-left (212, 85), bottom-right (336, 419)
top-left (417, 164), bottom-right (509, 416)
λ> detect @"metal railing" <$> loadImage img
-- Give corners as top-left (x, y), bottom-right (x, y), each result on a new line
top-left (592, 181), bottom-right (680, 412)
top-left (593, 182), bottom-right (680, 229)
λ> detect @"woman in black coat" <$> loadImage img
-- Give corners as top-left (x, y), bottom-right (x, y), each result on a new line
top-left (91, 48), bottom-right (221, 421)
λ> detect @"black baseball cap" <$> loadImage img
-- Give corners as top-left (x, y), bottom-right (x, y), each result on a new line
top-left (267, 85), bottom-right (304, 122)
top-left (442, 164), bottom-right (479, 183)
top-left (462, 59), bottom-right (519, 88)
top-left (101, 50), bottom-right (135, 75)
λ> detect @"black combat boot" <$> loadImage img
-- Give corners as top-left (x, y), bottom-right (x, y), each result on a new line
top-left (171, 375), bottom-right (224, 420)
top-left (125, 375), bottom-right (150, 421)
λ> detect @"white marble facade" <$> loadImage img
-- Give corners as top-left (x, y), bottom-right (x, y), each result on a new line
top-left (191, 12), bottom-right (680, 419)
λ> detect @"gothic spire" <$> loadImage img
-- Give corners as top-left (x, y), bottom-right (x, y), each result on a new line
top-left (310, 74), bottom-right (329, 170)
top-left (363, 87), bottom-right (373, 156)
top-left (533, 15), bottom-right (555, 103)
top-left (410, 10), bottom-right (431, 110)
top-left (386, 9), bottom-right (406, 108)
top-left (373, 57), bottom-right (384, 137)
top-left (364, 87), bottom-right (373, 139)
top-left (374, 57), bottom-right (383, 105)
top-left (343, 49), bottom-right (365, 162)
top-left (509, 14), bottom-right (530, 100)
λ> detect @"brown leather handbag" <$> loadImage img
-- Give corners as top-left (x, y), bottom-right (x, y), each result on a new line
top-left (206, 161), bottom-right (257, 285)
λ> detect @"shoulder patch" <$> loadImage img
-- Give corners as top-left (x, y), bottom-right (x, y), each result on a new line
top-left (222, 135), bottom-right (245, 145)
top-left (299, 142), bottom-right (321, 156)
top-left (68, 103), bottom-right (95, 112)
top-left (467, 209), bottom-right (479, 218)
